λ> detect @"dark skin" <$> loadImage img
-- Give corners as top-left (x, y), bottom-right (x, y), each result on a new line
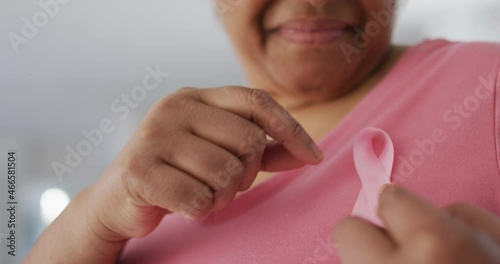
top-left (25, 1), bottom-right (500, 263)
top-left (219, 2), bottom-right (500, 262)
top-left (334, 185), bottom-right (500, 264)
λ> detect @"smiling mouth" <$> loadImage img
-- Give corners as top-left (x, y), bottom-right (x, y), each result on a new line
top-left (269, 18), bottom-right (353, 44)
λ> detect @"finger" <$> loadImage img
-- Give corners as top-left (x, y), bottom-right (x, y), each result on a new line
top-left (155, 132), bottom-right (245, 211)
top-left (333, 216), bottom-right (396, 264)
top-left (260, 141), bottom-right (306, 172)
top-left (238, 141), bottom-right (307, 190)
top-left (189, 105), bottom-right (308, 188)
top-left (378, 184), bottom-right (451, 245)
top-left (446, 203), bottom-right (500, 245)
top-left (177, 93), bottom-right (307, 191)
top-left (126, 162), bottom-right (214, 219)
top-left (195, 87), bottom-right (324, 164)
top-left (186, 100), bottom-right (268, 156)
top-left (181, 101), bottom-right (267, 191)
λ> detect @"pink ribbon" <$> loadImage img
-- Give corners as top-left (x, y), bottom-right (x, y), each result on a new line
top-left (351, 128), bottom-right (394, 226)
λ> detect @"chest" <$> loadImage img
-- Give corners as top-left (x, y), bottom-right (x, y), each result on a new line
top-left (121, 77), bottom-right (500, 263)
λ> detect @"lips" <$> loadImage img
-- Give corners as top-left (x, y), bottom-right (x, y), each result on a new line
top-left (270, 19), bottom-right (353, 44)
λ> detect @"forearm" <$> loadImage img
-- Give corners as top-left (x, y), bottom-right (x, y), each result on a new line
top-left (24, 186), bottom-right (127, 264)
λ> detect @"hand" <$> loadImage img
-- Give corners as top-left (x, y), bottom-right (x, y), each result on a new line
top-left (91, 86), bottom-right (323, 242)
top-left (333, 185), bottom-right (500, 264)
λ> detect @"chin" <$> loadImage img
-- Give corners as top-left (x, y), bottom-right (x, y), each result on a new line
top-left (267, 57), bottom-right (351, 95)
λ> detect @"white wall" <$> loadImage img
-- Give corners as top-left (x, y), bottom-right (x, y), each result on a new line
top-left (394, 0), bottom-right (500, 44)
top-left (1, 0), bottom-right (499, 262)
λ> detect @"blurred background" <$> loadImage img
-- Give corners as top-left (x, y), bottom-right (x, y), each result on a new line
top-left (1, 0), bottom-right (500, 262)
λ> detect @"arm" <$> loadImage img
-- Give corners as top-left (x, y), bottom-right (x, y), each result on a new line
top-left (24, 185), bottom-right (125, 264)
top-left (24, 87), bottom-right (323, 263)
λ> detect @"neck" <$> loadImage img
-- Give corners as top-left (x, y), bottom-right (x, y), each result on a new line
top-left (285, 45), bottom-right (409, 142)
top-left (270, 45), bottom-right (407, 114)
top-left (245, 45), bottom-right (410, 188)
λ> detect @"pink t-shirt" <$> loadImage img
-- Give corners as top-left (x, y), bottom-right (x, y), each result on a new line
top-left (120, 40), bottom-right (500, 264)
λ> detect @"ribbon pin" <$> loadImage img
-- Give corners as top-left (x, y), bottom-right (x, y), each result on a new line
top-left (351, 127), bottom-right (394, 227)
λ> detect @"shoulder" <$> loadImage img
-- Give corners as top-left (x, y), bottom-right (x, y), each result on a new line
top-left (410, 39), bottom-right (500, 64)
top-left (396, 39), bottom-right (500, 91)
top-left (401, 39), bottom-right (500, 76)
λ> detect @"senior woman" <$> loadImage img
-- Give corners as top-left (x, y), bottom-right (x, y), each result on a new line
top-left (26, 0), bottom-right (500, 263)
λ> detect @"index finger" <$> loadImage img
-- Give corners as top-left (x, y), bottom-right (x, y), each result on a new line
top-left (193, 86), bottom-right (324, 165)
top-left (377, 184), bottom-right (452, 245)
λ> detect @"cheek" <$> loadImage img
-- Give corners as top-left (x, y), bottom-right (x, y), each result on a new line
top-left (361, 0), bottom-right (397, 23)
top-left (218, 0), bottom-right (273, 68)
top-left (358, 0), bottom-right (397, 41)
top-left (217, 0), bottom-right (270, 34)
top-left (360, 0), bottom-right (396, 12)
top-left (217, 0), bottom-right (271, 51)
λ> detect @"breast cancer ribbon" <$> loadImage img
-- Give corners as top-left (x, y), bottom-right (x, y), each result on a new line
top-left (351, 127), bottom-right (394, 227)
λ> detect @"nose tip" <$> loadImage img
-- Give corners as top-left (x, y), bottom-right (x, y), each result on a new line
top-left (306, 0), bottom-right (330, 7)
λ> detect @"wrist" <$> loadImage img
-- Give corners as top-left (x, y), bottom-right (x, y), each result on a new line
top-left (75, 185), bottom-right (128, 260)
top-left (24, 185), bottom-right (127, 264)
top-left (82, 179), bottom-right (131, 243)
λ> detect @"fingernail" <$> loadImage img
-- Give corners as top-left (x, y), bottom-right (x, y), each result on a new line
top-left (310, 142), bottom-right (324, 160)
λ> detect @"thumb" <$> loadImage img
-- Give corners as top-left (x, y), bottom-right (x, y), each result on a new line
top-left (446, 203), bottom-right (500, 245)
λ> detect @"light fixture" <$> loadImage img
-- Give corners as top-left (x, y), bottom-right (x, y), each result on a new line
top-left (40, 188), bottom-right (70, 225)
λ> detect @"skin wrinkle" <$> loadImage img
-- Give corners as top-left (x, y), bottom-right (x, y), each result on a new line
top-left (219, 0), bottom-right (398, 116)
top-left (24, 2), bottom-right (500, 264)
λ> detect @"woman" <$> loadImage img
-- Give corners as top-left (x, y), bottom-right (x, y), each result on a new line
top-left (26, 0), bottom-right (500, 263)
